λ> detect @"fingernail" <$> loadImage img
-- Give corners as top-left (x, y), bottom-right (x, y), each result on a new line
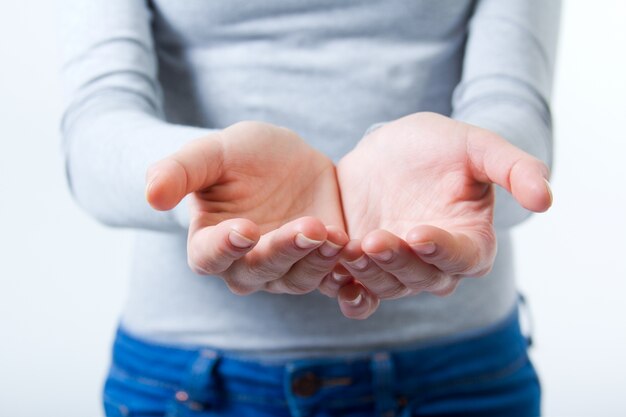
top-left (229, 230), bottom-right (255, 249)
top-left (544, 179), bottom-right (553, 205)
top-left (319, 241), bottom-right (343, 258)
top-left (344, 292), bottom-right (363, 307)
top-left (332, 272), bottom-right (351, 284)
top-left (295, 233), bottom-right (323, 249)
top-left (411, 241), bottom-right (436, 255)
top-left (347, 255), bottom-right (369, 270)
top-left (369, 250), bottom-right (393, 262)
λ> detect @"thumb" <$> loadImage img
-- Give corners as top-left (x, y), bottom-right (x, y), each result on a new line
top-left (145, 135), bottom-right (224, 211)
top-left (466, 125), bottom-right (553, 213)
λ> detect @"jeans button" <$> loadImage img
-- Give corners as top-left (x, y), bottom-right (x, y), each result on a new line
top-left (291, 372), bottom-right (321, 397)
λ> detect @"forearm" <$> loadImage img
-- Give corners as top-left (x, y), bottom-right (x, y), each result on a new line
top-left (62, 95), bottom-right (213, 232)
top-left (59, 0), bottom-right (216, 232)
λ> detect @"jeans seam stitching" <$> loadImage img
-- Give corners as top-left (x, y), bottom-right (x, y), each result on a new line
top-left (109, 364), bottom-right (180, 390)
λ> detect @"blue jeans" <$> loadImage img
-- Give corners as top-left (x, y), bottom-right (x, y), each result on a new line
top-left (103, 306), bottom-right (540, 417)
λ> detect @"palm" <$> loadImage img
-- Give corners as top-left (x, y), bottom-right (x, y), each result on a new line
top-left (148, 114), bottom-right (550, 307)
top-left (148, 121), bottom-right (349, 297)
top-left (189, 122), bottom-right (345, 233)
top-left (338, 113), bottom-right (495, 266)
top-left (330, 113), bottom-right (552, 319)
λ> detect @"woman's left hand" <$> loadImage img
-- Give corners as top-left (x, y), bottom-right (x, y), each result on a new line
top-left (322, 112), bottom-right (552, 319)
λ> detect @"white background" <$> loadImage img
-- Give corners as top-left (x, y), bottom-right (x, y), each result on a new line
top-left (1, 1), bottom-right (625, 416)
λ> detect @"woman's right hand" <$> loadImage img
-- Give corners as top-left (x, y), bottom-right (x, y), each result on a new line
top-left (146, 121), bottom-right (348, 296)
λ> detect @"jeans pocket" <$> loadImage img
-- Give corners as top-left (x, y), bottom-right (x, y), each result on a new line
top-left (103, 365), bottom-right (178, 417)
top-left (403, 354), bottom-right (541, 417)
top-left (103, 396), bottom-right (131, 417)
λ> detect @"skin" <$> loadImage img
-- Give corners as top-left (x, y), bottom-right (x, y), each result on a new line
top-left (145, 113), bottom-right (552, 319)
top-left (325, 112), bottom-right (552, 319)
top-left (145, 121), bottom-right (348, 296)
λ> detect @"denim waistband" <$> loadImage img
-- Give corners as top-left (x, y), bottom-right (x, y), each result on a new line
top-left (110, 305), bottom-right (529, 417)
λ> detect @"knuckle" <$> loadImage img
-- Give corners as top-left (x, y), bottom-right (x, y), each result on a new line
top-left (377, 285), bottom-right (411, 300)
top-left (430, 275), bottom-right (457, 295)
top-left (424, 273), bottom-right (446, 291)
top-left (188, 263), bottom-right (209, 275)
top-left (342, 309), bottom-right (368, 320)
top-left (187, 244), bottom-right (201, 265)
top-left (352, 267), bottom-right (385, 284)
top-left (187, 247), bottom-right (222, 275)
top-left (231, 120), bottom-right (261, 132)
top-left (468, 263), bottom-right (493, 278)
top-left (433, 281), bottom-right (458, 297)
top-left (317, 275), bottom-right (342, 297)
top-left (385, 254), bottom-right (413, 275)
top-left (247, 262), bottom-right (281, 281)
top-left (318, 286), bottom-right (338, 298)
top-left (446, 250), bottom-right (466, 271)
top-left (301, 257), bottom-right (334, 276)
top-left (229, 120), bottom-right (278, 138)
top-left (461, 239), bottom-right (495, 277)
top-left (356, 272), bottom-right (405, 299)
top-left (249, 248), bottom-right (301, 279)
top-left (281, 277), bottom-right (316, 295)
top-left (187, 251), bottom-right (210, 275)
top-left (225, 279), bottom-right (257, 296)
top-left (404, 270), bottom-right (442, 291)
top-left (479, 263), bottom-right (494, 276)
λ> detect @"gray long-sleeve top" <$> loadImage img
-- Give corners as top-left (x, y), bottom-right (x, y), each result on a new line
top-left (60, 0), bottom-right (560, 353)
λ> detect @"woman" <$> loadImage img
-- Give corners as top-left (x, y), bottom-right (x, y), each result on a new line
top-left (60, 0), bottom-right (559, 415)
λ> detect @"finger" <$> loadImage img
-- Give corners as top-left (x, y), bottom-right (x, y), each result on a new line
top-left (318, 264), bottom-right (353, 298)
top-left (146, 134), bottom-right (224, 211)
top-left (360, 230), bottom-right (447, 294)
top-left (266, 225), bottom-right (349, 295)
top-left (233, 216), bottom-right (327, 285)
top-left (187, 218), bottom-right (260, 276)
top-left (339, 239), bottom-right (407, 299)
top-left (466, 125), bottom-right (553, 213)
top-left (338, 282), bottom-right (380, 320)
top-left (406, 225), bottom-right (495, 277)
top-left (430, 276), bottom-right (462, 297)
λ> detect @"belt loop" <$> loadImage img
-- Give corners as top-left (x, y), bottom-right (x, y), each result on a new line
top-left (371, 351), bottom-right (396, 417)
top-left (177, 349), bottom-right (221, 411)
top-left (518, 292), bottom-right (534, 348)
